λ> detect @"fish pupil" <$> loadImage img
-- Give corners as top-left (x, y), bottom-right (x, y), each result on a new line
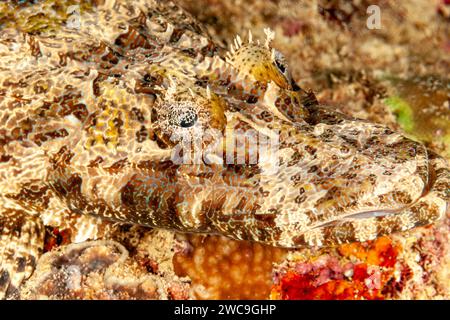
top-left (179, 112), bottom-right (198, 128)
top-left (275, 59), bottom-right (286, 73)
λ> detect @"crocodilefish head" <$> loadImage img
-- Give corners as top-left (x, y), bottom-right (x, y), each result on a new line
top-left (124, 28), bottom-right (448, 248)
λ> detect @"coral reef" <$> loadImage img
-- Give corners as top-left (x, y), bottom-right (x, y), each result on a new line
top-left (15, 0), bottom-right (450, 300)
top-left (271, 237), bottom-right (403, 300)
top-left (271, 218), bottom-right (450, 300)
top-left (173, 235), bottom-right (286, 299)
top-left (22, 229), bottom-right (191, 300)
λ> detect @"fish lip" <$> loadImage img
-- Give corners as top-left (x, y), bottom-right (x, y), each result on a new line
top-left (311, 153), bottom-right (437, 230)
top-left (311, 209), bottom-right (401, 230)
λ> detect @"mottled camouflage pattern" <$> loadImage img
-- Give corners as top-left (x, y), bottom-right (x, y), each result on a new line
top-left (0, 0), bottom-right (448, 298)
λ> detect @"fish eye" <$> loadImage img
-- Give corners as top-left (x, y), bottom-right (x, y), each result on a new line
top-left (275, 59), bottom-right (286, 73)
top-left (169, 107), bottom-right (198, 128)
top-left (179, 111), bottom-right (198, 128)
top-left (273, 50), bottom-right (288, 74)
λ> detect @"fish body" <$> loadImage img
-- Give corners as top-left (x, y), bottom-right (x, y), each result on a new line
top-left (0, 0), bottom-right (448, 298)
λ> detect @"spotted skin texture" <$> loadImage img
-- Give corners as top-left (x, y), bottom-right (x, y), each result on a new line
top-left (0, 0), bottom-right (449, 298)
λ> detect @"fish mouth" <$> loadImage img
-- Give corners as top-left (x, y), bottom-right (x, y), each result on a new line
top-left (311, 209), bottom-right (401, 230)
top-left (311, 156), bottom-right (437, 230)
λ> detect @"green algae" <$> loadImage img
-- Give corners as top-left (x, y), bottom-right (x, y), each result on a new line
top-left (382, 76), bottom-right (450, 157)
top-left (384, 96), bottom-right (415, 133)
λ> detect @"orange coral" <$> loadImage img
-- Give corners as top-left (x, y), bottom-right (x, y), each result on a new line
top-left (273, 264), bottom-right (385, 300)
top-left (338, 236), bottom-right (400, 267)
top-left (173, 235), bottom-right (287, 299)
top-left (271, 237), bottom-right (403, 300)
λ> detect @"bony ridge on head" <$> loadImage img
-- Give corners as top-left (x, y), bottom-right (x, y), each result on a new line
top-left (225, 28), bottom-right (296, 90)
